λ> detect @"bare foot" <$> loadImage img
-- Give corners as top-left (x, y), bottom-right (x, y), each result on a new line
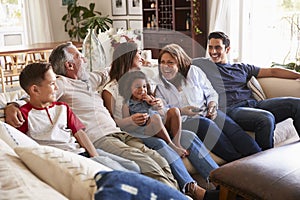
top-left (169, 143), bottom-right (189, 157)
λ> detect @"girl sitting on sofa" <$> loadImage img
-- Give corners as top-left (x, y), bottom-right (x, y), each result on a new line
top-left (118, 70), bottom-right (188, 157)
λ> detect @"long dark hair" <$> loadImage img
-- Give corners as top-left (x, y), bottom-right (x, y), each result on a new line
top-left (109, 42), bottom-right (138, 82)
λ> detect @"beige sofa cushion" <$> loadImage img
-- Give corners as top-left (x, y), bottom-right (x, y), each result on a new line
top-left (0, 139), bottom-right (67, 199)
top-left (257, 77), bottom-right (300, 98)
top-left (0, 121), bottom-right (39, 148)
top-left (15, 145), bottom-right (112, 200)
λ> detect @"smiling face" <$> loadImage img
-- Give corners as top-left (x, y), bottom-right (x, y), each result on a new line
top-left (66, 47), bottom-right (89, 81)
top-left (34, 68), bottom-right (58, 107)
top-left (208, 38), bottom-right (230, 64)
top-left (159, 52), bottom-right (179, 81)
top-left (131, 50), bottom-right (143, 71)
top-left (130, 78), bottom-right (148, 101)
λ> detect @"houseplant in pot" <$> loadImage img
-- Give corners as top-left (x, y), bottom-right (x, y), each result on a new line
top-left (62, 0), bottom-right (112, 71)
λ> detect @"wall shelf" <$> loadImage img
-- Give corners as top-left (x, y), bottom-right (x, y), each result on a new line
top-left (142, 0), bottom-right (207, 58)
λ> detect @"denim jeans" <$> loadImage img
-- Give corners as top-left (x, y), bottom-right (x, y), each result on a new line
top-left (227, 97), bottom-right (300, 150)
top-left (142, 130), bottom-right (219, 191)
top-left (91, 149), bottom-right (141, 173)
top-left (94, 171), bottom-right (188, 200)
top-left (182, 110), bottom-right (261, 162)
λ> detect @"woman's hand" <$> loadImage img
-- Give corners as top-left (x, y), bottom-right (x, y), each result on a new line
top-left (4, 104), bottom-right (25, 128)
top-left (206, 101), bottom-right (217, 120)
top-left (180, 106), bottom-right (201, 116)
top-left (131, 113), bottom-right (149, 126)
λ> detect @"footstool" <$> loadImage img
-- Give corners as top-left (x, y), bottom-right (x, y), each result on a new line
top-left (209, 142), bottom-right (300, 200)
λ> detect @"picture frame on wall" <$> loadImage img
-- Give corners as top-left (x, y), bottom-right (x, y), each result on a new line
top-left (127, 0), bottom-right (142, 15)
top-left (112, 0), bottom-right (127, 16)
top-left (128, 19), bottom-right (143, 31)
top-left (113, 20), bottom-right (128, 31)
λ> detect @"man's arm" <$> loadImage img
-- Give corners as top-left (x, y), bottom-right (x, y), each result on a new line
top-left (5, 103), bottom-right (25, 127)
top-left (258, 67), bottom-right (300, 79)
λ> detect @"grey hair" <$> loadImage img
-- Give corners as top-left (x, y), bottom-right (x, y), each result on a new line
top-left (49, 42), bottom-right (75, 76)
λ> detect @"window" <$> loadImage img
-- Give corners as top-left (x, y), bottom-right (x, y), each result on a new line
top-left (230, 0), bottom-right (300, 67)
top-left (0, 0), bottom-right (24, 47)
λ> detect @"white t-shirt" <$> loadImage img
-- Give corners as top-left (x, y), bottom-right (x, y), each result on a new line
top-left (19, 102), bottom-right (85, 154)
top-left (55, 72), bottom-right (122, 143)
top-left (103, 79), bottom-right (124, 120)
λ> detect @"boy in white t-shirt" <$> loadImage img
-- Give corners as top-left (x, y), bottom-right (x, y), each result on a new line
top-left (18, 62), bottom-right (139, 172)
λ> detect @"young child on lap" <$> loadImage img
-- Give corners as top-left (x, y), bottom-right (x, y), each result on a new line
top-left (119, 71), bottom-right (188, 157)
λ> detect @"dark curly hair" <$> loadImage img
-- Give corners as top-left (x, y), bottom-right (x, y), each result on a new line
top-left (118, 71), bottom-right (152, 101)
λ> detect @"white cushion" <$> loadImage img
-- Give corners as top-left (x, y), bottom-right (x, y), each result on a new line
top-left (0, 139), bottom-right (67, 199)
top-left (14, 145), bottom-right (112, 200)
top-left (274, 118), bottom-right (298, 146)
top-left (0, 121), bottom-right (39, 148)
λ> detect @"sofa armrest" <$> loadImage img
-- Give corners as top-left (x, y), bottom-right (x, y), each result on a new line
top-left (257, 77), bottom-right (300, 99)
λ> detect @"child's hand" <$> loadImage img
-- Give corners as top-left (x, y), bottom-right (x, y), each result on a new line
top-left (150, 98), bottom-right (163, 110)
top-left (131, 113), bottom-right (149, 126)
top-left (142, 94), bottom-right (155, 104)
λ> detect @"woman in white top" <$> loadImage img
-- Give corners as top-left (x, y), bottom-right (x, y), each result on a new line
top-left (155, 43), bottom-right (262, 162)
top-left (102, 42), bottom-right (219, 200)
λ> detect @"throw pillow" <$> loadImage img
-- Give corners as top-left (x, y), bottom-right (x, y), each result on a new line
top-left (247, 76), bottom-right (266, 101)
top-left (14, 145), bottom-right (112, 200)
top-left (0, 139), bottom-right (67, 199)
top-left (0, 121), bottom-right (39, 148)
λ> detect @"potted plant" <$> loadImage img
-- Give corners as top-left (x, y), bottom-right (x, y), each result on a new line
top-left (62, 0), bottom-right (112, 41)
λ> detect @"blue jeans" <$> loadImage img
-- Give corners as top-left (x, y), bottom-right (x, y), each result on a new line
top-left (142, 130), bottom-right (219, 191)
top-left (91, 149), bottom-right (141, 173)
top-left (94, 171), bottom-right (188, 200)
top-left (182, 110), bottom-right (261, 162)
top-left (227, 97), bottom-right (300, 150)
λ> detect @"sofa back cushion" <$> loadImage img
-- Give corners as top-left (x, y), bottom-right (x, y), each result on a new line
top-left (257, 77), bottom-right (300, 98)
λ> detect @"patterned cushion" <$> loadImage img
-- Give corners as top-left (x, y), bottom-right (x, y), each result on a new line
top-left (247, 76), bottom-right (266, 101)
top-left (0, 139), bottom-right (67, 199)
top-left (0, 121), bottom-right (39, 148)
top-left (14, 145), bottom-right (112, 200)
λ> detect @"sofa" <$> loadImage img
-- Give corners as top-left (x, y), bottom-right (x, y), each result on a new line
top-left (189, 76), bottom-right (299, 168)
top-left (0, 64), bottom-right (299, 197)
top-left (141, 63), bottom-right (300, 167)
top-left (0, 120), bottom-right (112, 200)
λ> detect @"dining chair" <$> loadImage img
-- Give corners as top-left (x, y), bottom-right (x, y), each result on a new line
top-left (0, 53), bottom-right (28, 92)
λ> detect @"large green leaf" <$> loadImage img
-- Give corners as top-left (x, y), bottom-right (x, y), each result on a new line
top-left (62, 0), bottom-right (112, 41)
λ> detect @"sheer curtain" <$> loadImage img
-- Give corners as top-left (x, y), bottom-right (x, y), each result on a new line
top-left (207, 0), bottom-right (232, 35)
top-left (206, 0), bottom-right (234, 58)
top-left (23, 0), bottom-right (54, 44)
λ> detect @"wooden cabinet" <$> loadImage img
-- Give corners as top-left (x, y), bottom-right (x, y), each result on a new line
top-left (142, 0), bottom-right (207, 58)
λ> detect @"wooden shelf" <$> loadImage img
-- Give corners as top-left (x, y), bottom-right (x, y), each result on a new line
top-left (142, 0), bottom-right (207, 58)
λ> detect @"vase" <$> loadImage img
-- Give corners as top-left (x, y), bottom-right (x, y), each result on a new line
top-left (82, 29), bottom-right (106, 72)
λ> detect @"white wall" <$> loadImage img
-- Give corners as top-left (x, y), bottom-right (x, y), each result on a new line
top-left (48, 0), bottom-right (142, 42)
